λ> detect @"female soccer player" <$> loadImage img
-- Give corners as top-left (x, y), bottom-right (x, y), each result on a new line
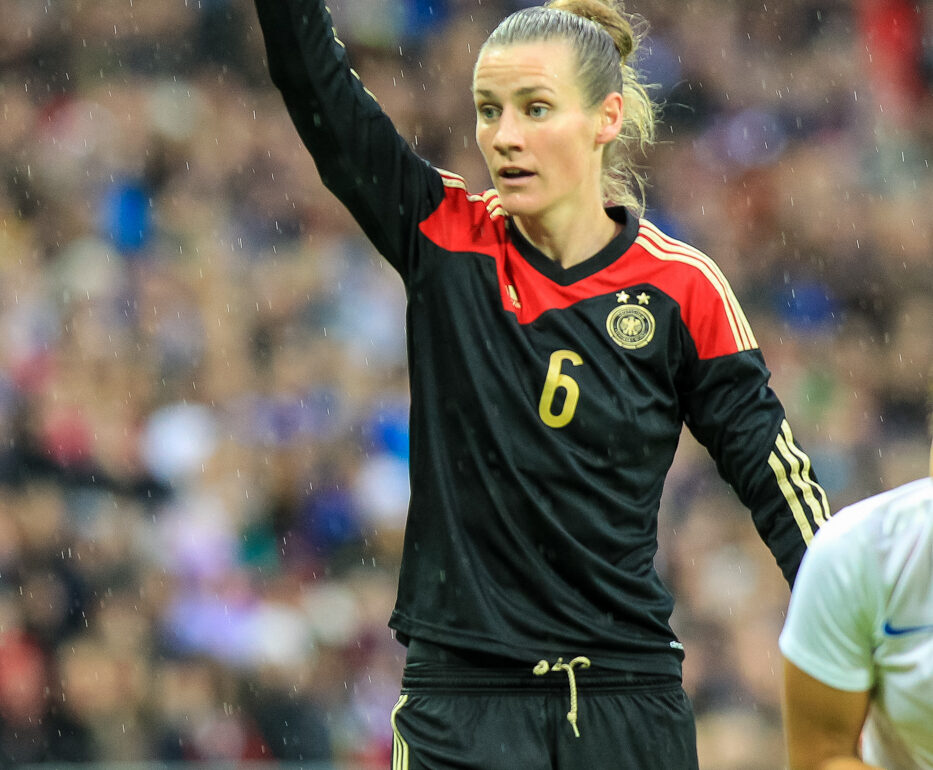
top-left (780, 437), bottom-right (933, 770)
top-left (252, 1), bottom-right (830, 766)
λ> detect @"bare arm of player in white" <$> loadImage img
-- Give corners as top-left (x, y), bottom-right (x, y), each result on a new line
top-left (783, 659), bottom-right (881, 770)
top-left (782, 439), bottom-right (933, 770)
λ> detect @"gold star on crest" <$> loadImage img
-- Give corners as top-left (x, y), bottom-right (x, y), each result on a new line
top-left (637, 292), bottom-right (651, 305)
top-left (616, 290), bottom-right (630, 303)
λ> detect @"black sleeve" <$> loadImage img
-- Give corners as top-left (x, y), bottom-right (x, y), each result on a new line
top-left (252, 0), bottom-right (445, 277)
top-left (682, 350), bottom-right (831, 586)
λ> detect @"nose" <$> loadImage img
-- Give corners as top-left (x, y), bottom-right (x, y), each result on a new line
top-left (492, 107), bottom-right (523, 154)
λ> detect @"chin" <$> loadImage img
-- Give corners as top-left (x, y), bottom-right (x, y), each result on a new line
top-left (494, 191), bottom-right (541, 219)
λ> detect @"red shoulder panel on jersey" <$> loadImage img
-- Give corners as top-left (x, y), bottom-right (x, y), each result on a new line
top-left (418, 173), bottom-right (510, 257)
top-left (419, 184), bottom-right (756, 359)
top-left (633, 221), bottom-right (757, 358)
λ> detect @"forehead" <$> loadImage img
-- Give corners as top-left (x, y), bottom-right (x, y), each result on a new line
top-left (473, 40), bottom-right (578, 96)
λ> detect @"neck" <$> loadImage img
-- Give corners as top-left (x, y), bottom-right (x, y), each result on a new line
top-left (514, 202), bottom-right (620, 269)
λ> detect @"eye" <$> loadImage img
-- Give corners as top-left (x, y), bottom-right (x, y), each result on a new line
top-left (477, 104), bottom-right (501, 121)
top-left (528, 103), bottom-right (550, 119)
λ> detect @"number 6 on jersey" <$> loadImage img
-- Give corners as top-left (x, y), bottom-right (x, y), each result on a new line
top-left (538, 350), bottom-right (583, 429)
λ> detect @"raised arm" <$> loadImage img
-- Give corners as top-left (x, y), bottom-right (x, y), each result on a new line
top-left (252, 0), bottom-right (445, 275)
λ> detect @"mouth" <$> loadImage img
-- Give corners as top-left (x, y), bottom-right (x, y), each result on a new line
top-left (497, 167), bottom-right (535, 181)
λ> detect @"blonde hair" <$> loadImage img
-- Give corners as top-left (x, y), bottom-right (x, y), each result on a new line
top-left (479, 0), bottom-right (658, 215)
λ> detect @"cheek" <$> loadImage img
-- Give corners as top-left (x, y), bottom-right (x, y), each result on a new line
top-left (539, 134), bottom-right (576, 174)
top-left (549, 128), bottom-right (592, 176)
top-left (475, 127), bottom-right (494, 164)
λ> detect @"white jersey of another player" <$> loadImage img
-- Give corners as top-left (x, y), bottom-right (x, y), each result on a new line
top-left (780, 475), bottom-right (933, 769)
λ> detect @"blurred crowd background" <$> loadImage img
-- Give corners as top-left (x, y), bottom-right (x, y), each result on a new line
top-left (0, 0), bottom-right (930, 767)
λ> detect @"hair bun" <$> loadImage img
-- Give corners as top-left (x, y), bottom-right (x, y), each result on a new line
top-left (547, 0), bottom-right (635, 60)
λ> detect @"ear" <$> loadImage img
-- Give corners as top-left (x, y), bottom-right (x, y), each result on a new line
top-left (594, 91), bottom-right (624, 147)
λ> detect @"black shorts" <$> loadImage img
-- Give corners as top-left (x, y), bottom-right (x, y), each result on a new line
top-left (390, 639), bottom-right (698, 770)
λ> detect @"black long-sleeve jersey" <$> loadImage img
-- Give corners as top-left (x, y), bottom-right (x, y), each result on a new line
top-left (254, 0), bottom-right (831, 677)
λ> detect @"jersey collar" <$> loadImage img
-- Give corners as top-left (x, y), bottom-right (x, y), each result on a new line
top-left (507, 206), bottom-right (639, 286)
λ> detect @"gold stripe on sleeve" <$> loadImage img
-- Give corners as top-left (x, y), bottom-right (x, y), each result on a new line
top-left (768, 450), bottom-right (815, 545)
top-left (778, 420), bottom-right (831, 527)
top-left (775, 433), bottom-right (822, 532)
top-left (391, 693), bottom-right (410, 770)
top-left (437, 169), bottom-right (468, 191)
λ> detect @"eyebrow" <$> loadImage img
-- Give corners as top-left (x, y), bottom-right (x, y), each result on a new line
top-left (473, 85), bottom-right (554, 99)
